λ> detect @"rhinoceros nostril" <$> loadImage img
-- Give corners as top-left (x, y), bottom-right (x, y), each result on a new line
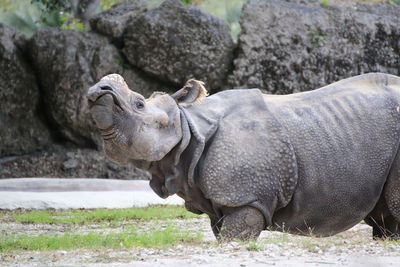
top-left (100, 85), bottom-right (113, 91)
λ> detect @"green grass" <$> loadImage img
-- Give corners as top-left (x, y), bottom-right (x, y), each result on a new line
top-left (2, 205), bottom-right (200, 225)
top-left (245, 241), bottom-right (263, 251)
top-left (0, 206), bottom-right (204, 251)
top-left (0, 224), bottom-right (203, 251)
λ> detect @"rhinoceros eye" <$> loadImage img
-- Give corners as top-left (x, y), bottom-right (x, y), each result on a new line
top-left (135, 100), bottom-right (145, 110)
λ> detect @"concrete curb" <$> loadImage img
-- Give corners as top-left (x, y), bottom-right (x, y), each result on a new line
top-left (0, 178), bottom-right (183, 210)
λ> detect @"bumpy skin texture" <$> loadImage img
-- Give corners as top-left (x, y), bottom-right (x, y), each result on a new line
top-left (173, 73), bottom-right (400, 240)
top-left (218, 206), bottom-right (265, 241)
top-left (266, 73), bottom-right (400, 237)
top-left (89, 73), bottom-right (400, 241)
top-left (179, 89), bottom-right (298, 229)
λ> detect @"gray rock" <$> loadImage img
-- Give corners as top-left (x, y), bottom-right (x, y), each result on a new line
top-left (122, 67), bottom-right (174, 98)
top-left (0, 23), bottom-right (52, 157)
top-left (62, 158), bottom-right (78, 170)
top-left (123, 0), bottom-right (234, 91)
top-left (284, 0), bottom-right (318, 5)
top-left (0, 145), bottom-right (150, 179)
top-left (229, 0), bottom-right (400, 94)
top-left (28, 28), bottom-right (172, 148)
top-left (28, 28), bottom-right (123, 147)
top-left (90, 0), bottom-right (148, 39)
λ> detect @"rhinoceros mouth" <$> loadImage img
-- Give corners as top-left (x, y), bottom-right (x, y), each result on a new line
top-left (88, 94), bottom-right (116, 130)
top-left (88, 90), bottom-right (122, 110)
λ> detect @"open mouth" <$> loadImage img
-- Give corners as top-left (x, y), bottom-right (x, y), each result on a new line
top-left (87, 90), bottom-right (123, 110)
top-left (87, 88), bottom-right (118, 131)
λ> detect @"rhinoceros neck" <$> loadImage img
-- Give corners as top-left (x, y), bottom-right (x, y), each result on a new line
top-left (145, 89), bottom-right (268, 199)
top-left (179, 89), bottom-right (274, 187)
top-left (147, 88), bottom-right (299, 214)
top-left (141, 111), bottom-right (191, 199)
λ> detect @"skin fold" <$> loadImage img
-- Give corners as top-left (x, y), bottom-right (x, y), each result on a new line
top-left (87, 73), bottom-right (400, 241)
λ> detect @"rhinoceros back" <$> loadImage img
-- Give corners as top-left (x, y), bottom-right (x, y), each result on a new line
top-left (267, 73), bottom-right (400, 236)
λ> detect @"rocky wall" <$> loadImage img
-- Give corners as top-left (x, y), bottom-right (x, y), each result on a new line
top-left (1, 0), bottom-right (399, 178)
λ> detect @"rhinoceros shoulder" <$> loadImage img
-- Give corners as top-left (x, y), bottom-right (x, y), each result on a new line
top-left (194, 90), bottom-right (298, 213)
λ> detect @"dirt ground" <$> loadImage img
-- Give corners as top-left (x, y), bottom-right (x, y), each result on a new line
top-left (1, 216), bottom-right (400, 267)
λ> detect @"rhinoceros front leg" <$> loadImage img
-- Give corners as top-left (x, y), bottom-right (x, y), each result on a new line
top-left (218, 206), bottom-right (265, 241)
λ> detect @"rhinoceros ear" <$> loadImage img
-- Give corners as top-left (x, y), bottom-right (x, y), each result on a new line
top-left (171, 79), bottom-right (208, 105)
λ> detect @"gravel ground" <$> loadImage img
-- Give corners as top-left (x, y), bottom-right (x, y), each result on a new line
top-left (1, 216), bottom-right (399, 267)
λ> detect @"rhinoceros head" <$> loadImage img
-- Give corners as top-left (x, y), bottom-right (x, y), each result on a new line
top-left (87, 74), bottom-right (207, 165)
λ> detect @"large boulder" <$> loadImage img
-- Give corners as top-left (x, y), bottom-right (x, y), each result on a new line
top-left (0, 24), bottom-right (52, 157)
top-left (89, 0), bottom-right (148, 40)
top-left (28, 28), bottom-right (170, 149)
top-left (28, 28), bottom-right (123, 147)
top-left (229, 0), bottom-right (400, 94)
top-left (122, 67), bottom-right (174, 98)
top-left (123, 0), bottom-right (234, 91)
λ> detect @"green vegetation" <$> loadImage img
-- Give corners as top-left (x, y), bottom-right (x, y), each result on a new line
top-left (0, 0), bottom-right (85, 35)
top-left (101, 0), bottom-right (124, 11)
top-left (309, 29), bottom-right (326, 48)
top-left (2, 205), bottom-right (200, 225)
top-left (0, 205), bottom-right (203, 251)
top-left (0, 225), bottom-right (203, 251)
top-left (0, 0), bottom-right (127, 35)
top-left (181, 0), bottom-right (193, 5)
top-left (0, 0), bottom-right (247, 40)
top-left (245, 241), bottom-right (263, 251)
top-left (0, 0), bottom-right (398, 38)
top-left (319, 0), bottom-right (330, 5)
top-left (195, 0), bottom-right (246, 40)
top-left (300, 239), bottom-right (321, 252)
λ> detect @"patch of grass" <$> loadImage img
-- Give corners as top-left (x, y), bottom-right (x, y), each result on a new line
top-left (245, 241), bottom-right (263, 251)
top-left (0, 224), bottom-right (203, 251)
top-left (6, 205), bottom-right (200, 225)
top-left (319, 0), bottom-right (330, 5)
top-left (10, 210), bottom-right (53, 224)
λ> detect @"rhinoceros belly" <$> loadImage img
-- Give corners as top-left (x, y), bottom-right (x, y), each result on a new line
top-left (267, 75), bottom-right (400, 236)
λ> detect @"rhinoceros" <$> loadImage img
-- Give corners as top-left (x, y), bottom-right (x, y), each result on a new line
top-left (87, 73), bottom-right (400, 241)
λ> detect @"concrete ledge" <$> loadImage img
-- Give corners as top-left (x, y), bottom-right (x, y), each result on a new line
top-left (0, 178), bottom-right (151, 192)
top-left (0, 178), bottom-right (183, 210)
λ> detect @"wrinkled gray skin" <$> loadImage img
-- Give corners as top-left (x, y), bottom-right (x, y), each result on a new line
top-left (87, 73), bottom-right (400, 241)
